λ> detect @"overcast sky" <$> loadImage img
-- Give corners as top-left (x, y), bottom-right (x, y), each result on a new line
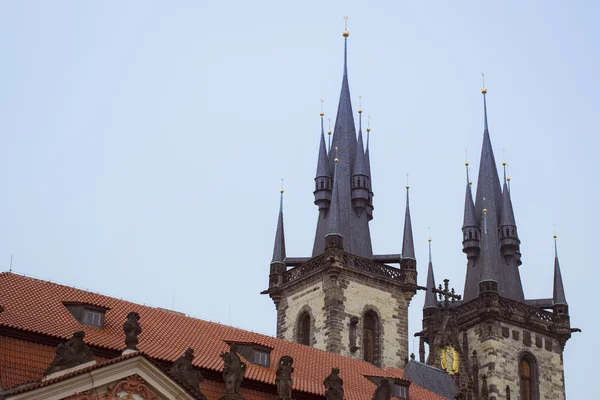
top-left (0, 1), bottom-right (596, 397)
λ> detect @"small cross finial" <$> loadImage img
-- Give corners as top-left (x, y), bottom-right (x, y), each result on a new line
top-left (432, 278), bottom-right (462, 308)
top-left (280, 178), bottom-right (284, 194)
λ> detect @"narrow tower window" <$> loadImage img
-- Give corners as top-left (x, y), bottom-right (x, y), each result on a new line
top-left (519, 354), bottom-right (538, 400)
top-left (363, 311), bottom-right (379, 365)
top-left (298, 312), bottom-right (311, 346)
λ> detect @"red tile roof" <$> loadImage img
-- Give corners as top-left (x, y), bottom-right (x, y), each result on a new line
top-left (0, 273), bottom-right (444, 400)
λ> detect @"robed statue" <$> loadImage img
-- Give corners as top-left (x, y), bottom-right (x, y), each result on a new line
top-left (170, 347), bottom-right (206, 399)
top-left (372, 378), bottom-right (391, 400)
top-left (220, 344), bottom-right (247, 396)
top-left (323, 368), bottom-right (344, 400)
top-left (44, 330), bottom-right (95, 376)
top-left (276, 355), bottom-right (294, 400)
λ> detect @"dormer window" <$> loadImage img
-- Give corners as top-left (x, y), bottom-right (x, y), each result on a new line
top-left (63, 302), bottom-right (109, 329)
top-left (225, 341), bottom-right (272, 368)
top-left (251, 349), bottom-right (269, 367)
top-left (365, 376), bottom-right (410, 400)
top-left (82, 309), bottom-right (103, 328)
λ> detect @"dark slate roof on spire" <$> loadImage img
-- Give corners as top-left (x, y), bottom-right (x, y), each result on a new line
top-left (423, 242), bottom-right (437, 309)
top-left (312, 32), bottom-right (372, 259)
top-left (271, 192), bottom-right (286, 264)
top-left (326, 161), bottom-right (342, 236)
top-left (352, 119), bottom-right (368, 176)
top-left (553, 240), bottom-right (568, 305)
top-left (463, 183), bottom-right (477, 228)
top-left (463, 90), bottom-right (525, 302)
top-left (316, 117), bottom-right (330, 178)
top-left (402, 188), bottom-right (415, 259)
top-left (365, 130), bottom-right (372, 187)
top-left (499, 181), bottom-right (516, 227)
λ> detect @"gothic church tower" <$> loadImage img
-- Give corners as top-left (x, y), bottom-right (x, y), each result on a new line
top-left (262, 28), bottom-right (418, 368)
top-left (417, 87), bottom-right (578, 400)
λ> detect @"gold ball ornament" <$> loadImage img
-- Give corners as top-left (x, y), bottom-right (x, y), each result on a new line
top-left (358, 108), bottom-right (363, 114)
top-left (334, 157), bottom-right (339, 163)
top-left (481, 87), bottom-right (488, 94)
top-left (280, 189), bottom-right (284, 194)
top-left (343, 30), bottom-right (349, 37)
top-left (320, 111), bottom-right (325, 117)
top-left (483, 208), bottom-right (488, 214)
top-left (366, 127), bottom-right (371, 132)
top-left (328, 130), bottom-right (332, 135)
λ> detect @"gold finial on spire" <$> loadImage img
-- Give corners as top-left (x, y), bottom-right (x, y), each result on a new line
top-left (320, 99), bottom-right (325, 117)
top-left (464, 148), bottom-right (469, 166)
top-left (481, 73), bottom-right (487, 94)
top-left (334, 146), bottom-right (339, 163)
top-left (358, 95), bottom-right (363, 114)
top-left (280, 178), bottom-right (284, 194)
top-left (327, 118), bottom-right (332, 135)
top-left (366, 114), bottom-right (371, 132)
top-left (553, 224), bottom-right (557, 240)
top-left (502, 148), bottom-right (507, 166)
top-left (343, 16), bottom-right (349, 37)
top-left (406, 173), bottom-right (410, 190)
top-left (428, 227), bottom-right (432, 243)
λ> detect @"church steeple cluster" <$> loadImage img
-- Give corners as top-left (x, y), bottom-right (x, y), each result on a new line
top-left (309, 27), bottom-right (374, 259)
top-left (462, 87), bottom-right (525, 302)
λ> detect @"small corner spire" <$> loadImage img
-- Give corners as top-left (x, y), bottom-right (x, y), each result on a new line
top-left (271, 184), bottom-right (286, 264)
top-left (423, 234), bottom-right (437, 310)
top-left (326, 148), bottom-right (342, 237)
top-left (552, 232), bottom-right (568, 307)
top-left (401, 177), bottom-right (416, 259)
top-left (327, 117), bottom-right (332, 152)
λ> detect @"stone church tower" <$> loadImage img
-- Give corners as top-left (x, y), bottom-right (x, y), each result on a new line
top-left (417, 88), bottom-right (578, 400)
top-left (262, 28), bottom-right (418, 368)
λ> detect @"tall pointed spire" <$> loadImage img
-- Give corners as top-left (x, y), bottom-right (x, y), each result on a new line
top-left (401, 183), bottom-right (415, 259)
top-left (312, 20), bottom-right (372, 258)
top-left (553, 235), bottom-right (568, 306)
top-left (423, 237), bottom-right (437, 310)
top-left (271, 187), bottom-right (286, 264)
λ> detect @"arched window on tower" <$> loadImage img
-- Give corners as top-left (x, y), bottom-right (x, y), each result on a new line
top-left (363, 311), bottom-right (379, 365)
top-left (297, 312), bottom-right (311, 346)
top-left (519, 354), bottom-right (539, 400)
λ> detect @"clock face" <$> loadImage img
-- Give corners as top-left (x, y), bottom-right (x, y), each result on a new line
top-left (440, 346), bottom-right (460, 375)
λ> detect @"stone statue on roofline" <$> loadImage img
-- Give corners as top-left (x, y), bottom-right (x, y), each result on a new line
top-left (372, 378), bottom-right (391, 400)
top-left (323, 367), bottom-right (344, 400)
top-left (44, 330), bottom-right (95, 376)
top-left (123, 311), bottom-right (142, 351)
top-left (220, 343), bottom-right (247, 399)
top-left (170, 347), bottom-right (207, 400)
top-left (275, 355), bottom-right (294, 400)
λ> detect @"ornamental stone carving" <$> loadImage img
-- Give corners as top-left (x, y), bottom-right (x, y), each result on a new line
top-left (44, 330), bottom-right (94, 376)
top-left (323, 368), bottom-right (344, 400)
top-left (275, 355), bottom-right (294, 400)
top-left (220, 343), bottom-right (247, 398)
top-left (169, 348), bottom-right (207, 399)
top-left (123, 311), bottom-right (142, 351)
